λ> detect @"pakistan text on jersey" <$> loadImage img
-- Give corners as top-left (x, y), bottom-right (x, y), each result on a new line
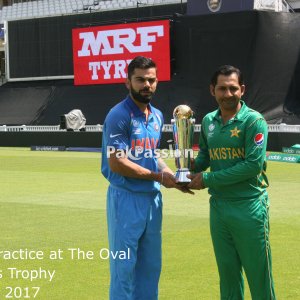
top-left (209, 147), bottom-right (245, 160)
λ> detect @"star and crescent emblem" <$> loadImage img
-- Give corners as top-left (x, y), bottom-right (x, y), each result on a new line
top-left (230, 127), bottom-right (241, 138)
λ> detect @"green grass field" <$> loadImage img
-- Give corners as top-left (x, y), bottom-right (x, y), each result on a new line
top-left (0, 147), bottom-right (299, 299)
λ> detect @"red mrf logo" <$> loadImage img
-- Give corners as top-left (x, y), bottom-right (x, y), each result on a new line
top-left (72, 20), bottom-right (170, 85)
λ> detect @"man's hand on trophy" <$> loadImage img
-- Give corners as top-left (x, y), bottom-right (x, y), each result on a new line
top-left (175, 184), bottom-right (195, 195)
top-left (160, 172), bottom-right (194, 194)
top-left (190, 158), bottom-right (195, 171)
top-left (187, 173), bottom-right (205, 190)
top-left (160, 171), bottom-right (178, 188)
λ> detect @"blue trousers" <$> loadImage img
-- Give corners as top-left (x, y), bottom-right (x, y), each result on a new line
top-left (107, 185), bottom-right (163, 300)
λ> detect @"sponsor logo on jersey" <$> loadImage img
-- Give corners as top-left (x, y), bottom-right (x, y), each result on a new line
top-left (131, 138), bottom-right (159, 150)
top-left (254, 133), bottom-right (264, 146)
top-left (110, 133), bottom-right (122, 138)
top-left (154, 123), bottom-right (160, 132)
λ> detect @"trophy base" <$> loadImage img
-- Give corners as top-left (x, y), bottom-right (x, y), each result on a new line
top-left (175, 169), bottom-right (191, 185)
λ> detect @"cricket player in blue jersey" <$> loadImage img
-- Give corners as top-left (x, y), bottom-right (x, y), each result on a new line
top-left (101, 56), bottom-right (184, 300)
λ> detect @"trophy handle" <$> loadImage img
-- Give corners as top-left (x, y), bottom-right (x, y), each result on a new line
top-left (171, 119), bottom-right (180, 169)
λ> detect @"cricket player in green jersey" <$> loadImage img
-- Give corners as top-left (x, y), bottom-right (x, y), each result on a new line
top-left (188, 65), bottom-right (276, 299)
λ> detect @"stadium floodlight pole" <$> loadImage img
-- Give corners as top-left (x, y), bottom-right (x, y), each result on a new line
top-left (136, 1), bottom-right (141, 21)
top-left (136, 1), bottom-right (145, 21)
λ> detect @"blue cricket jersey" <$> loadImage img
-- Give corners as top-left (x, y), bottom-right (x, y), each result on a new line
top-left (101, 95), bottom-right (164, 193)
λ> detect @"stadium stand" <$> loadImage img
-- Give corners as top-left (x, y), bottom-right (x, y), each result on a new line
top-left (283, 0), bottom-right (300, 10)
top-left (0, 0), bottom-right (187, 22)
top-left (0, 0), bottom-right (298, 23)
top-left (0, 0), bottom-right (298, 22)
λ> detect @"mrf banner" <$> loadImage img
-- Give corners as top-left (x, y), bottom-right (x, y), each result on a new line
top-left (72, 20), bottom-right (170, 85)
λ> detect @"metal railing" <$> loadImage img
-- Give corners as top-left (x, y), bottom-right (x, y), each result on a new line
top-left (0, 124), bottom-right (299, 133)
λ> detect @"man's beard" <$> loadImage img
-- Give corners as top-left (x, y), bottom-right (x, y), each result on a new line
top-left (219, 97), bottom-right (239, 111)
top-left (130, 86), bottom-right (154, 104)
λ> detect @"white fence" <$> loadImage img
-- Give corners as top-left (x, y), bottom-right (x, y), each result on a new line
top-left (0, 124), bottom-right (299, 133)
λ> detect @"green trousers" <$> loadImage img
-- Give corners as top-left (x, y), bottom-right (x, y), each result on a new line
top-left (210, 193), bottom-right (276, 300)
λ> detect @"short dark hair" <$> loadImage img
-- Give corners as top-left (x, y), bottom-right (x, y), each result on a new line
top-left (127, 56), bottom-right (157, 80)
top-left (210, 65), bottom-right (244, 87)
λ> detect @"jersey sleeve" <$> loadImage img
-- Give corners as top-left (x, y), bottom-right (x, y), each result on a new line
top-left (202, 117), bottom-right (268, 188)
top-left (194, 119), bottom-right (211, 172)
top-left (104, 109), bottom-right (130, 150)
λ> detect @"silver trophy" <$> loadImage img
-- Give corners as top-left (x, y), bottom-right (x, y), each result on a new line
top-left (171, 105), bottom-right (195, 184)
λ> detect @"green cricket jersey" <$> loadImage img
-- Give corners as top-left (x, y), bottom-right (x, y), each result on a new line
top-left (194, 101), bottom-right (269, 200)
